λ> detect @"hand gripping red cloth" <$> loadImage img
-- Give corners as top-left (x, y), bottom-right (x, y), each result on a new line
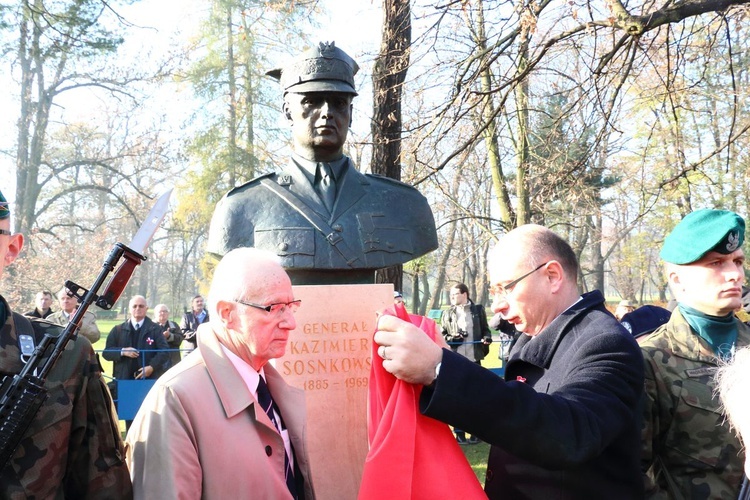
top-left (358, 304), bottom-right (487, 500)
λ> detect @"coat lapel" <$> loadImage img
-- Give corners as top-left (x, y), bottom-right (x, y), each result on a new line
top-left (330, 158), bottom-right (368, 221)
top-left (198, 324), bottom-right (279, 434)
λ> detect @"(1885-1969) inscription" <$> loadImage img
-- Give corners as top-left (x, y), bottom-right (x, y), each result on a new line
top-left (282, 321), bottom-right (371, 389)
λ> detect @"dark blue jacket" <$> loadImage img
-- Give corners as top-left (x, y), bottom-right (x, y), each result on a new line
top-left (103, 316), bottom-right (171, 380)
top-left (421, 290), bottom-right (645, 499)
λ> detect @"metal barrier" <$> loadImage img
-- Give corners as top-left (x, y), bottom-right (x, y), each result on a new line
top-left (97, 348), bottom-right (191, 420)
top-left (98, 337), bottom-right (516, 419)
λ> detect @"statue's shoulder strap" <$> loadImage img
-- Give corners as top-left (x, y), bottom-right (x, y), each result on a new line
top-left (257, 177), bottom-right (360, 268)
top-left (226, 173), bottom-right (275, 196)
top-left (365, 173), bottom-right (418, 190)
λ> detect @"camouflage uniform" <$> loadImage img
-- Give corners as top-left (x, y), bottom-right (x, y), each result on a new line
top-left (640, 308), bottom-right (748, 499)
top-left (0, 295), bottom-right (132, 499)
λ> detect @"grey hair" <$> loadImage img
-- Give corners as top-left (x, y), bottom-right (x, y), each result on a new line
top-left (207, 248), bottom-right (282, 318)
top-left (129, 295), bottom-right (147, 306)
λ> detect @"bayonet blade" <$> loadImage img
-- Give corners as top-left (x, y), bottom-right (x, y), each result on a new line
top-left (129, 188), bottom-right (173, 254)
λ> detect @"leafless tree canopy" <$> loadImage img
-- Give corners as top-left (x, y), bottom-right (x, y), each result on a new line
top-left (3, 0), bottom-right (750, 314)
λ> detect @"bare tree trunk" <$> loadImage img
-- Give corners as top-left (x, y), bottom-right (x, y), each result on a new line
top-left (410, 266), bottom-right (420, 314)
top-left (372, 0), bottom-right (411, 288)
top-left (590, 214), bottom-right (605, 292)
top-left (514, 25), bottom-right (532, 225)
top-left (245, 61), bottom-right (256, 178)
top-left (420, 272), bottom-right (431, 315)
top-left (16, 0), bottom-right (51, 235)
top-left (15, 3), bottom-right (32, 234)
top-left (428, 218), bottom-right (457, 310)
top-left (472, 0), bottom-right (515, 230)
top-left (226, 7), bottom-right (238, 187)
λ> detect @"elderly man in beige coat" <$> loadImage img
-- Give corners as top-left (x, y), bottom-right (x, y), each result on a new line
top-left (126, 248), bottom-right (314, 499)
top-left (47, 286), bottom-right (101, 344)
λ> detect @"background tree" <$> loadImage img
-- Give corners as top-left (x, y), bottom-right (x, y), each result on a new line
top-left (372, 0), bottom-right (412, 290)
top-left (4, 0), bottom-right (750, 317)
top-left (172, 0), bottom-right (318, 294)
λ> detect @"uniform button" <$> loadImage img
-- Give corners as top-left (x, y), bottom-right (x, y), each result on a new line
top-left (486, 469), bottom-right (493, 482)
top-left (278, 242), bottom-right (289, 251)
top-left (332, 224), bottom-right (343, 232)
top-left (386, 242), bottom-right (394, 249)
top-left (265, 446), bottom-right (272, 457)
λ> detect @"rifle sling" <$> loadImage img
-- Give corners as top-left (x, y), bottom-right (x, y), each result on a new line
top-left (12, 313), bottom-right (37, 344)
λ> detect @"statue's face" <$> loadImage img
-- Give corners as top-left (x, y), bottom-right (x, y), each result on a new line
top-left (284, 92), bottom-right (353, 161)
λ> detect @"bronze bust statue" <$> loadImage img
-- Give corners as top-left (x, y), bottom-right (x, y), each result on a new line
top-left (207, 42), bottom-right (438, 285)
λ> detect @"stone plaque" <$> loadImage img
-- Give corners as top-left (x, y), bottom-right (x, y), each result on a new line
top-left (274, 284), bottom-right (392, 500)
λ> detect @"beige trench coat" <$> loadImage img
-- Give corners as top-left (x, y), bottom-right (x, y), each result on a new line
top-left (125, 323), bottom-right (315, 499)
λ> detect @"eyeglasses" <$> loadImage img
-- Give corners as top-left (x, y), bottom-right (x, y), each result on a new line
top-left (235, 299), bottom-right (302, 315)
top-left (0, 230), bottom-right (11, 236)
top-left (489, 261), bottom-right (549, 298)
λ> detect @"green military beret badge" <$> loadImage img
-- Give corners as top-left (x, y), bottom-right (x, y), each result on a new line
top-left (661, 209), bottom-right (745, 264)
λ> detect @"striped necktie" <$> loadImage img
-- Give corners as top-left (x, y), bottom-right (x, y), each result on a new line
top-left (257, 375), bottom-right (298, 499)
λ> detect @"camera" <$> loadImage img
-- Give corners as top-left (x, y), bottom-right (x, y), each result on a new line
top-left (449, 329), bottom-right (468, 343)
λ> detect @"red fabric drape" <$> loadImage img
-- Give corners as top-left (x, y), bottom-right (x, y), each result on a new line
top-left (358, 304), bottom-right (487, 500)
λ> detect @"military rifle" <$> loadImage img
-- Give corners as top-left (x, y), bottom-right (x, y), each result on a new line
top-left (0, 189), bottom-right (172, 468)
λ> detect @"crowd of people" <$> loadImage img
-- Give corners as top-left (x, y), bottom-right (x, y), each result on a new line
top-left (2, 39), bottom-right (750, 500)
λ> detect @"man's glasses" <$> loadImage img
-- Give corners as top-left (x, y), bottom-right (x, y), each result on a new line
top-left (489, 262), bottom-right (549, 298)
top-left (235, 299), bottom-right (302, 315)
top-left (0, 229), bottom-right (11, 236)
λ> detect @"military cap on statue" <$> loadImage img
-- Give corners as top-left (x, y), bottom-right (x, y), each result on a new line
top-left (660, 209), bottom-right (745, 265)
top-left (0, 189), bottom-right (9, 221)
top-left (266, 41), bottom-right (359, 95)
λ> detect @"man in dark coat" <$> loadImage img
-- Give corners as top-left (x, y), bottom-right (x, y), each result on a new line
top-left (23, 290), bottom-right (54, 318)
top-left (206, 41), bottom-right (437, 285)
top-left (102, 295), bottom-right (170, 381)
top-left (375, 224), bottom-right (644, 499)
top-left (154, 303), bottom-right (183, 370)
top-left (440, 282), bottom-right (493, 445)
top-left (180, 294), bottom-right (209, 352)
top-left (441, 283), bottom-right (492, 364)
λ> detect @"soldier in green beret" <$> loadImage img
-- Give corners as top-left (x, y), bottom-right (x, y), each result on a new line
top-left (0, 189), bottom-right (133, 498)
top-left (641, 208), bottom-right (749, 498)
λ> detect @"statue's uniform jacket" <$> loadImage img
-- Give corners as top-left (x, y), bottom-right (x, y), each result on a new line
top-left (207, 158), bottom-right (438, 270)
